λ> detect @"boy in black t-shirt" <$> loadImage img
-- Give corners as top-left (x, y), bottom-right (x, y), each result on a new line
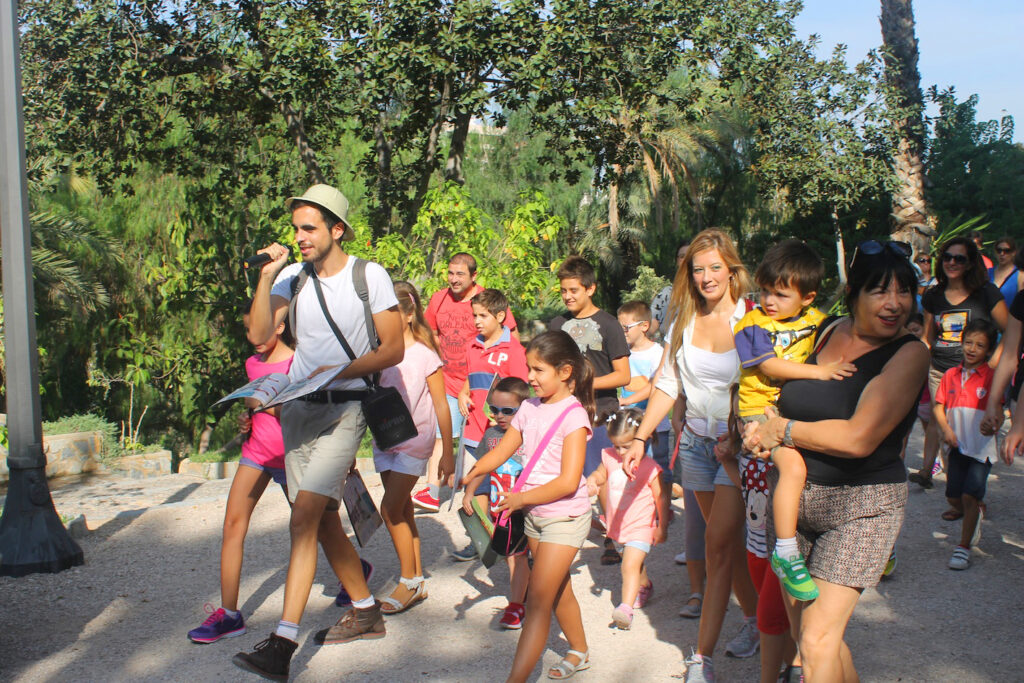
top-left (549, 255), bottom-right (630, 563)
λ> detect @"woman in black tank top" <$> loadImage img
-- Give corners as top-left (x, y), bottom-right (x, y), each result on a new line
top-left (743, 242), bottom-right (929, 683)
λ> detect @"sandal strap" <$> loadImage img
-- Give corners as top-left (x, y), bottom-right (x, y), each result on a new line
top-left (398, 575), bottom-right (424, 590)
top-left (566, 649), bottom-right (588, 659)
top-left (379, 596), bottom-right (404, 609)
top-left (688, 592), bottom-right (703, 601)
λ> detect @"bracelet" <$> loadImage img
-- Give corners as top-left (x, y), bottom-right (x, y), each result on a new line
top-left (782, 420), bottom-right (795, 448)
top-left (633, 436), bottom-right (649, 445)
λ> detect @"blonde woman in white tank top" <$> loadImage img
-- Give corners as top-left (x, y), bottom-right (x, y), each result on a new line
top-left (625, 229), bottom-right (760, 682)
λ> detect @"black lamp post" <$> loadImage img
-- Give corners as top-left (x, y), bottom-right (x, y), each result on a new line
top-left (0, 0), bottom-right (83, 576)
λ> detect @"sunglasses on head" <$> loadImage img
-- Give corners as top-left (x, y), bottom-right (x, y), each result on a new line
top-left (941, 252), bottom-right (969, 265)
top-left (488, 404), bottom-right (519, 416)
top-left (850, 240), bottom-right (911, 272)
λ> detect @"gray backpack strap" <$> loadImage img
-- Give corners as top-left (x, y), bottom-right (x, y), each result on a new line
top-left (352, 258), bottom-right (378, 351)
top-left (287, 263), bottom-right (313, 345)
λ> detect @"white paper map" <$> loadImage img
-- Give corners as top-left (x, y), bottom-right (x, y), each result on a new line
top-left (215, 363), bottom-right (348, 409)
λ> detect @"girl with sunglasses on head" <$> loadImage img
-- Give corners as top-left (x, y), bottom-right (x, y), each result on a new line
top-left (911, 237), bottom-right (1008, 491)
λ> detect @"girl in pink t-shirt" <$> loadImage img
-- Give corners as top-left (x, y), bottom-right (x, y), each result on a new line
top-left (374, 282), bottom-right (454, 615)
top-left (462, 330), bottom-right (595, 681)
top-left (187, 304), bottom-right (293, 644)
top-left (586, 408), bottom-right (667, 630)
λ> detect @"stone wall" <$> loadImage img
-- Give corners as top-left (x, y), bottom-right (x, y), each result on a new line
top-left (0, 431), bottom-right (105, 483)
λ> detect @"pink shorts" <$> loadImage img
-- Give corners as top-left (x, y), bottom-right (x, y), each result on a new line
top-left (747, 551), bottom-right (789, 636)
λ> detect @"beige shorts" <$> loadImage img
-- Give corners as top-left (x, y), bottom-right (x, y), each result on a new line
top-left (524, 511), bottom-right (591, 548)
top-left (927, 365), bottom-right (945, 401)
top-left (280, 400), bottom-right (366, 503)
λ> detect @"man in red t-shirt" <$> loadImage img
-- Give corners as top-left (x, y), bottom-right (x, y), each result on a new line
top-left (412, 253), bottom-right (518, 511)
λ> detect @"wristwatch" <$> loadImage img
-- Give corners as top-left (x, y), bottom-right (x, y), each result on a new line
top-left (782, 420), bottom-right (795, 448)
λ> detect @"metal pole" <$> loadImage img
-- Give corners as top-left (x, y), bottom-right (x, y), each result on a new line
top-left (0, 0), bottom-right (83, 576)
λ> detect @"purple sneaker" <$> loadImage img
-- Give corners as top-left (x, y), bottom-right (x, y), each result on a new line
top-left (336, 558), bottom-right (375, 607)
top-left (188, 604), bottom-right (246, 644)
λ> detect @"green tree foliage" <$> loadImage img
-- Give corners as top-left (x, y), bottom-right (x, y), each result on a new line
top-left (926, 88), bottom-right (1023, 237)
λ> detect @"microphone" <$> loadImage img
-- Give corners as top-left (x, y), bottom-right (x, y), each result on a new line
top-left (243, 253), bottom-right (272, 270)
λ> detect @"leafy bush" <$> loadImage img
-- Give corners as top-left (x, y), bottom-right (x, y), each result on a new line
top-left (620, 265), bottom-right (671, 309)
top-left (183, 449), bottom-right (241, 464)
top-left (42, 413), bottom-right (122, 460)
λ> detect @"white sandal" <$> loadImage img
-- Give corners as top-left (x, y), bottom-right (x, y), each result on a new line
top-left (548, 649), bottom-right (590, 679)
top-left (679, 592), bottom-right (703, 618)
top-left (379, 575), bottom-right (427, 614)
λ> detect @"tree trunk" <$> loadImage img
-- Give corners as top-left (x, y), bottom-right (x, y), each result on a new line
top-left (373, 120), bottom-right (394, 235)
top-left (829, 206), bottom-right (848, 310)
top-left (444, 109), bottom-right (472, 185)
top-left (880, 0), bottom-right (932, 256)
top-left (405, 78), bottom-right (452, 231)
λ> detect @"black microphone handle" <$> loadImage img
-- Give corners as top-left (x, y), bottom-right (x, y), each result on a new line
top-left (243, 253), bottom-right (273, 269)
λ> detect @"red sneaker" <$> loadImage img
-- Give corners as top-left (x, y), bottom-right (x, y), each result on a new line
top-left (411, 487), bottom-right (440, 512)
top-left (499, 602), bottom-right (525, 630)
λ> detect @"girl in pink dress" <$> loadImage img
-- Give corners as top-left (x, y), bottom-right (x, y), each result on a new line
top-left (586, 408), bottom-right (668, 630)
top-left (373, 281), bottom-right (454, 614)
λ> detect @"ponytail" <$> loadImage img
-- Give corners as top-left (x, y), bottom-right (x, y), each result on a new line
top-left (575, 359), bottom-right (596, 424)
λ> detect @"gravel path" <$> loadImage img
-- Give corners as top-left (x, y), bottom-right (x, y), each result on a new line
top-left (1, 424), bottom-right (1022, 682)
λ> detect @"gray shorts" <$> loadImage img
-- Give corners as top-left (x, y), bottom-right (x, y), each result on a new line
top-left (280, 400), bottom-right (366, 503)
top-left (794, 480), bottom-right (906, 589)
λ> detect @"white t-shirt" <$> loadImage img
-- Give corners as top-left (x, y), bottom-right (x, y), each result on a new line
top-left (271, 258), bottom-right (398, 391)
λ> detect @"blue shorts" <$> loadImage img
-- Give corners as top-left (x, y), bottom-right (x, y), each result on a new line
top-left (462, 444), bottom-right (492, 497)
top-left (648, 428), bottom-right (672, 483)
top-left (585, 425), bottom-right (612, 476)
top-left (436, 393), bottom-right (464, 438)
top-left (944, 448), bottom-right (993, 501)
top-left (239, 456), bottom-right (288, 487)
top-left (679, 427), bottom-right (735, 491)
top-left (622, 540), bottom-right (652, 553)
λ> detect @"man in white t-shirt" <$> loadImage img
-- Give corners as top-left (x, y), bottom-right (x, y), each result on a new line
top-left (234, 184), bottom-right (403, 680)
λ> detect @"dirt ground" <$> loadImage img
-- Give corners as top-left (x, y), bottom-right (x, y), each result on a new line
top-left (1, 423), bottom-right (1022, 682)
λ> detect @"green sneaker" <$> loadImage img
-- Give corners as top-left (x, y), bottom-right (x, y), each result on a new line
top-left (881, 550), bottom-right (897, 578)
top-left (770, 550), bottom-right (819, 601)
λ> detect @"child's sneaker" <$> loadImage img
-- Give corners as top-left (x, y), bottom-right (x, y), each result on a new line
top-left (948, 545), bottom-right (970, 570)
top-left (411, 487), bottom-right (440, 512)
top-left (881, 551), bottom-right (897, 578)
top-left (188, 604), bottom-right (246, 643)
top-left (499, 602), bottom-right (525, 630)
top-left (336, 558), bottom-right (375, 607)
top-left (611, 603), bottom-right (634, 630)
top-left (634, 581), bottom-right (653, 608)
top-left (683, 653), bottom-right (714, 683)
top-left (724, 617), bottom-right (759, 658)
top-left (932, 459), bottom-right (943, 476)
top-left (451, 543), bottom-right (478, 562)
top-left (770, 550), bottom-right (819, 601)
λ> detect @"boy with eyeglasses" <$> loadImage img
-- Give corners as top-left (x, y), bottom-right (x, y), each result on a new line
top-left (461, 377), bottom-right (532, 628)
top-left (617, 301), bottom-right (673, 513)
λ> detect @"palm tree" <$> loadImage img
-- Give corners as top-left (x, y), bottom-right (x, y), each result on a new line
top-left (880, 0), bottom-right (933, 254)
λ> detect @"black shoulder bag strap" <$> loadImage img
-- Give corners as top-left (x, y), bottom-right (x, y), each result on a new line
top-left (309, 258), bottom-right (375, 389)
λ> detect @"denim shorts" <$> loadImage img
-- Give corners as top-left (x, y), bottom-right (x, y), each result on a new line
top-left (648, 428), bottom-right (672, 483)
top-left (435, 393), bottom-right (464, 438)
top-left (679, 427), bottom-right (735, 491)
top-left (239, 456), bottom-right (288, 487)
top-left (585, 425), bottom-right (612, 477)
top-left (622, 540), bottom-right (652, 553)
top-left (944, 448), bottom-right (993, 500)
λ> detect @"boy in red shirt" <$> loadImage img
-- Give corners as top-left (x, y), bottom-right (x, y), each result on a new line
top-left (451, 288), bottom-right (528, 562)
top-left (458, 288), bottom-right (529, 451)
top-left (933, 318), bottom-right (999, 570)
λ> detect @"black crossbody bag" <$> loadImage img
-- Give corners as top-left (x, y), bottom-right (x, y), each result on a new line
top-left (305, 260), bottom-right (418, 451)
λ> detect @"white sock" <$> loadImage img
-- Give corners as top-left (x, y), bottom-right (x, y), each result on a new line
top-left (275, 620), bottom-right (299, 642)
top-left (352, 596), bottom-right (376, 609)
top-left (221, 607), bottom-right (239, 619)
top-left (775, 536), bottom-right (799, 559)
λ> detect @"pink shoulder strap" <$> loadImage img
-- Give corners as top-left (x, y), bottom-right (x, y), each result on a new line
top-left (511, 402), bottom-right (581, 495)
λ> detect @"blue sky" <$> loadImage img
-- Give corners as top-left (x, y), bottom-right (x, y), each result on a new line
top-left (795, 1), bottom-right (1023, 141)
